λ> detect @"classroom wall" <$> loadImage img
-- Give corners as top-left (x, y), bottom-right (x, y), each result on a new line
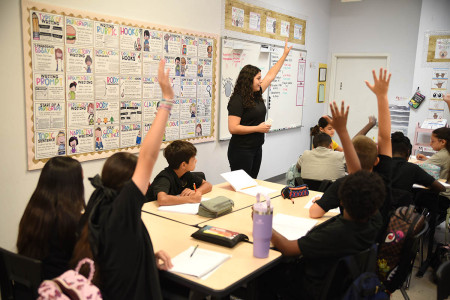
top-left (0, 0), bottom-right (331, 252)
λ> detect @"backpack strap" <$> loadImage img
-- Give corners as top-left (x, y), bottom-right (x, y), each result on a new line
top-left (75, 258), bottom-right (95, 282)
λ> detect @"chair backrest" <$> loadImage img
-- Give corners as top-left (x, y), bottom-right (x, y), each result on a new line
top-left (191, 171), bottom-right (206, 180)
top-left (436, 260), bottom-right (450, 300)
top-left (296, 177), bottom-right (333, 193)
top-left (0, 247), bottom-right (42, 300)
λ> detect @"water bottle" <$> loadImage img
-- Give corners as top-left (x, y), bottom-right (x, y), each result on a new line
top-left (252, 193), bottom-right (273, 258)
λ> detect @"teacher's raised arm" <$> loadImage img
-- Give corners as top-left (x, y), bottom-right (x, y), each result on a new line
top-left (261, 39), bottom-right (292, 93)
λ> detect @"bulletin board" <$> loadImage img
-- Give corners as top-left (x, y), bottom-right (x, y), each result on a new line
top-left (219, 37), bottom-right (305, 140)
top-left (21, 0), bottom-right (219, 170)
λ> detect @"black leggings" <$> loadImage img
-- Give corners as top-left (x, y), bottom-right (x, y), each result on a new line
top-left (227, 143), bottom-right (262, 179)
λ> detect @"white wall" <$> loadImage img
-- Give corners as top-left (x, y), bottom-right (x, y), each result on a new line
top-left (0, 0), bottom-right (331, 251)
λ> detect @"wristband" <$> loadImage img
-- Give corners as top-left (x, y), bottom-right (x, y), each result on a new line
top-left (157, 99), bottom-right (173, 112)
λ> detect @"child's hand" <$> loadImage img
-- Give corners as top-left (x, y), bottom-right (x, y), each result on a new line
top-left (257, 122), bottom-right (271, 133)
top-left (283, 38), bottom-right (293, 57)
top-left (416, 153), bottom-right (428, 161)
top-left (365, 68), bottom-right (391, 97)
top-left (443, 94), bottom-right (450, 107)
top-left (324, 101), bottom-right (349, 134)
top-left (189, 191), bottom-right (202, 203)
top-left (180, 188), bottom-right (195, 196)
top-left (158, 59), bottom-right (174, 101)
top-left (368, 115), bottom-right (377, 126)
top-left (155, 250), bottom-right (172, 270)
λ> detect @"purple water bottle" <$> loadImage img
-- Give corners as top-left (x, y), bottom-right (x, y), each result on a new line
top-left (252, 193), bottom-right (273, 258)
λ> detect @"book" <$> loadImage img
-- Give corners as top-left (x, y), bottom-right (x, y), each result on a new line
top-left (170, 246), bottom-right (231, 278)
top-left (220, 170), bottom-right (276, 196)
top-left (272, 214), bottom-right (318, 240)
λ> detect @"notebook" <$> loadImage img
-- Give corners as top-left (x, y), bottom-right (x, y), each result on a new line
top-left (220, 170), bottom-right (276, 196)
top-left (273, 214), bottom-right (318, 240)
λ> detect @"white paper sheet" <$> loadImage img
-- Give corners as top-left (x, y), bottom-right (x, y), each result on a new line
top-left (157, 197), bottom-right (209, 215)
top-left (304, 195), bottom-right (340, 213)
top-left (272, 214), bottom-right (318, 241)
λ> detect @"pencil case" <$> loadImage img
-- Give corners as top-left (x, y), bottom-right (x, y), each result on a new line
top-left (191, 225), bottom-right (249, 248)
top-left (198, 196), bottom-right (234, 218)
top-left (281, 184), bottom-right (309, 199)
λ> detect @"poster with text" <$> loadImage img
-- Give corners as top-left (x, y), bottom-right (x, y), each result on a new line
top-left (143, 53), bottom-right (162, 76)
top-left (33, 73), bottom-right (65, 101)
top-left (143, 122), bottom-right (152, 139)
top-left (66, 47), bottom-right (94, 73)
top-left (428, 109), bottom-right (444, 119)
top-left (95, 101), bottom-right (120, 126)
top-left (34, 102), bottom-right (65, 130)
top-left (197, 78), bottom-right (212, 99)
top-left (181, 35), bottom-right (198, 57)
top-left (67, 128), bottom-right (94, 154)
top-left (120, 123), bottom-right (141, 148)
top-left (294, 24), bottom-right (303, 40)
top-left (67, 101), bottom-right (94, 127)
top-left (266, 17), bottom-right (276, 34)
top-left (120, 76), bottom-right (142, 99)
top-left (30, 11), bottom-right (64, 44)
top-left (280, 20), bottom-right (290, 37)
top-left (197, 58), bottom-right (212, 77)
top-left (164, 55), bottom-right (179, 76)
top-left (249, 12), bottom-right (261, 31)
top-left (432, 78), bottom-right (448, 90)
top-left (198, 38), bottom-right (213, 58)
top-left (33, 43), bottom-right (65, 72)
top-left (66, 74), bottom-right (94, 100)
top-left (169, 99), bottom-right (180, 121)
top-left (183, 57), bottom-right (198, 77)
top-left (65, 17), bottom-right (94, 46)
top-left (142, 77), bottom-right (162, 99)
top-left (435, 39), bottom-right (450, 59)
top-left (180, 78), bottom-right (197, 98)
top-left (231, 7), bottom-right (244, 28)
top-left (120, 26), bottom-right (143, 51)
top-left (180, 119), bottom-right (196, 139)
top-left (95, 49), bottom-right (120, 73)
top-left (196, 99), bottom-right (211, 117)
top-left (196, 117), bottom-right (211, 136)
top-left (164, 120), bottom-right (180, 142)
top-left (142, 100), bottom-right (160, 123)
top-left (94, 125), bottom-right (120, 151)
top-left (120, 100), bottom-right (142, 123)
top-left (94, 22), bottom-right (119, 49)
top-left (171, 77), bottom-right (181, 97)
top-left (120, 51), bottom-right (142, 74)
top-left (35, 129), bottom-right (67, 159)
top-left (143, 30), bottom-right (163, 53)
top-left (180, 99), bottom-right (197, 119)
top-left (163, 33), bottom-right (181, 55)
top-left (95, 75), bottom-right (120, 99)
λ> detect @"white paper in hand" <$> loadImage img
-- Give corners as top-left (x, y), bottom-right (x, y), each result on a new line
top-left (265, 118), bottom-right (273, 126)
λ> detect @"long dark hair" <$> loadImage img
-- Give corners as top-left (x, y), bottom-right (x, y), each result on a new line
top-left (17, 157), bottom-right (84, 260)
top-left (432, 127), bottom-right (450, 153)
top-left (230, 64), bottom-right (263, 108)
top-left (311, 116), bottom-right (330, 136)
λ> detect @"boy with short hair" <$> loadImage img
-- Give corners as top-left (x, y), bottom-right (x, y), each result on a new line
top-left (148, 140), bottom-right (212, 205)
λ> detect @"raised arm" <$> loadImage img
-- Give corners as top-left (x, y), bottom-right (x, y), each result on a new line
top-left (132, 60), bottom-right (174, 194)
top-left (324, 101), bottom-right (361, 173)
top-left (354, 115), bottom-right (377, 137)
top-left (260, 39), bottom-right (292, 93)
top-left (365, 68), bottom-right (392, 157)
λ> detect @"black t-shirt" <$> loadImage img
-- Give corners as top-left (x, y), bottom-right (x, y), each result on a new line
top-left (147, 167), bottom-right (204, 201)
top-left (227, 90), bottom-right (266, 148)
top-left (391, 157), bottom-right (435, 192)
top-left (98, 180), bottom-right (162, 300)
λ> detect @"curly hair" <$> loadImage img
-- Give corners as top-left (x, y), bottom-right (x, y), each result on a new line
top-left (391, 131), bottom-right (412, 158)
top-left (338, 170), bottom-right (385, 222)
top-left (230, 64), bottom-right (263, 108)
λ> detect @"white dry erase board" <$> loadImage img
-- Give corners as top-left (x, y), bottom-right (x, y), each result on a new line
top-left (219, 37), bottom-right (306, 140)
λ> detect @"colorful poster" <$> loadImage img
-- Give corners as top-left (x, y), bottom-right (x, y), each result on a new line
top-left (171, 77), bottom-right (181, 97)
top-left (249, 12), bottom-right (261, 31)
top-left (94, 125), bottom-right (120, 151)
top-left (169, 99), bottom-right (180, 121)
top-left (34, 102), bottom-right (65, 130)
top-left (163, 33), bottom-right (181, 55)
top-left (66, 47), bottom-right (94, 73)
top-left (120, 123), bottom-right (141, 148)
top-left (67, 128), bottom-right (94, 154)
top-left (266, 17), bottom-right (276, 34)
top-left (94, 21), bottom-right (119, 49)
top-left (65, 17), bottom-right (94, 46)
top-left (35, 130), bottom-right (67, 159)
top-left (67, 101), bottom-right (94, 127)
top-left (33, 73), bottom-right (65, 101)
top-left (280, 20), bottom-right (290, 37)
top-left (164, 120), bottom-right (179, 142)
top-left (66, 74), bottom-right (94, 100)
top-left (142, 77), bottom-right (162, 99)
top-left (196, 99), bottom-right (211, 117)
top-left (179, 119), bottom-right (196, 139)
top-left (432, 79), bottom-right (448, 90)
top-left (183, 57), bottom-right (198, 77)
top-left (428, 109), bottom-right (444, 119)
top-left (180, 78), bottom-right (197, 98)
top-left (120, 51), bottom-right (142, 74)
top-left (198, 38), bottom-right (213, 58)
top-left (197, 78), bottom-right (212, 98)
top-left (30, 11), bottom-right (64, 44)
top-left (120, 26), bottom-right (143, 51)
top-left (32, 43), bottom-right (65, 72)
top-left (181, 35), bottom-right (198, 57)
top-left (120, 100), bottom-right (142, 123)
top-left (120, 76), bottom-right (142, 99)
top-left (196, 117), bottom-right (211, 136)
top-left (143, 30), bottom-right (163, 54)
top-left (142, 100), bottom-right (160, 122)
top-left (95, 101), bottom-right (119, 126)
top-left (435, 39), bottom-right (450, 59)
top-left (294, 24), bottom-right (303, 40)
top-left (180, 99), bottom-right (197, 119)
top-left (198, 58), bottom-right (212, 77)
top-left (95, 75), bottom-right (120, 99)
top-left (143, 53), bottom-right (162, 76)
top-left (164, 55), bottom-right (179, 76)
top-left (231, 7), bottom-right (244, 28)
top-left (95, 49), bottom-right (120, 73)
top-left (143, 122), bottom-right (152, 139)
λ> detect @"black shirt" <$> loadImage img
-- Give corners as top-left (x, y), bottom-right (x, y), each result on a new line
top-left (227, 90), bottom-right (266, 148)
top-left (147, 167), bottom-right (204, 201)
top-left (391, 157), bottom-right (435, 192)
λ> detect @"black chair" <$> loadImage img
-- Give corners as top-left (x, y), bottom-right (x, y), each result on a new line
top-left (191, 171), bottom-right (206, 181)
top-left (295, 177), bottom-right (332, 192)
top-left (436, 260), bottom-right (450, 300)
top-left (0, 247), bottom-right (42, 300)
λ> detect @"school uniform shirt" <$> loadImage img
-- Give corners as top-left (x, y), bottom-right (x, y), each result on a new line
top-left (147, 167), bottom-right (204, 201)
top-left (391, 157), bottom-right (435, 192)
top-left (227, 89), bottom-right (266, 148)
top-left (297, 147), bottom-right (346, 181)
top-left (332, 140), bottom-right (340, 151)
top-left (426, 148), bottom-right (450, 180)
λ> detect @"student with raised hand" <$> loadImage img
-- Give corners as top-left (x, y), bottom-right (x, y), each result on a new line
top-left (227, 39), bottom-right (292, 178)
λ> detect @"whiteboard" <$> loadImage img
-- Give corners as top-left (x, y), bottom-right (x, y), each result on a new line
top-left (219, 38), bottom-right (305, 140)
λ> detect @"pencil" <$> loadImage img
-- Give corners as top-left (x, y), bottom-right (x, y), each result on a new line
top-left (190, 244), bottom-right (199, 257)
top-left (194, 183), bottom-right (197, 192)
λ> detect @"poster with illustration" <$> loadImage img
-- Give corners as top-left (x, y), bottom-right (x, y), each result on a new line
top-left (67, 101), bottom-right (94, 127)
top-left (180, 78), bottom-right (197, 98)
top-left (94, 49), bottom-right (120, 73)
top-left (66, 74), bottom-right (94, 100)
top-left (120, 51), bottom-right (142, 74)
top-left (120, 100), bottom-right (142, 123)
top-left (142, 100), bottom-right (160, 123)
top-left (180, 119), bottom-right (196, 139)
top-left (143, 122), bottom-right (152, 139)
top-left (183, 57), bottom-right (198, 77)
top-left (34, 102), bottom-right (65, 130)
top-left (197, 78), bottom-right (212, 99)
top-left (432, 79), bottom-right (448, 90)
top-left (171, 77), bottom-right (181, 97)
top-left (163, 33), bottom-right (181, 55)
top-left (428, 109), bottom-right (444, 119)
top-left (142, 77), bottom-right (162, 99)
top-left (164, 120), bottom-right (180, 141)
top-left (164, 55), bottom-right (179, 76)
top-left (30, 11), bottom-right (64, 43)
top-left (95, 75), bottom-right (119, 99)
top-left (95, 125), bottom-right (120, 151)
top-left (198, 58), bottom-right (212, 77)
top-left (120, 26), bottom-right (143, 51)
top-left (66, 47), bottom-right (94, 73)
top-left (433, 68), bottom-right (448, 80)
top-left (169, 99), bottom-right (180, 121)
top-left (196, 99), bottom-right (212, 117)
top-left (120, 123), bottom-right (141, 148)
top-left (181, 35), bottom-right (198, 57)
top-left (33, 73), bottom-right (65, 101)
top-left (95, 101), bottom-right (119, 125)
top-left (435, 39), bottom-right (450, 59)
top-left (35, 130), bottom-right (67, 159)
top-left (120, 76), bottom-right (142, 99)
top-left (180, 99), bottom-right (197, 119)
top-left (294, 24), bottom-right (303, 40)
top-left (280, 20), bottom-right (290, 37)
top-left (33, 44), bottom-right (64, 72)
top-left (198, 38), bottom-right (213, 58)
top-left (67, 128), bottom-right (94, 154)
top-left (94, 21), bottom-right (119, 49)
top-left (249, 12), bottom-right (261, 31)
top-left (196, 117), bottom-right (211, 136)
top-left (143, 53), bottom-right (162, 76)
top-left (266, 17), bottom-right (276, 34)
top-left (231, 7), bottom-right (244, 28)
top-left (65, 17), bottom-right (94, 46)
top-left (143, 30), bottom-right (163, 53)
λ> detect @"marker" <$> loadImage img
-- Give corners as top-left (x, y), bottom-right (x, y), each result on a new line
top-left (194, 183), bottom-right (197, 192)
top-left (190, 244), bottom-right (199, 257)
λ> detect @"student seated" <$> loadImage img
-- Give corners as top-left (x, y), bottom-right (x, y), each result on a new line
top-left (257, 170), bottom-right (385, 300)
top-left (296, 132), bottom-right (345, 181)
top-left (147, 140), bottom-right (212, 206)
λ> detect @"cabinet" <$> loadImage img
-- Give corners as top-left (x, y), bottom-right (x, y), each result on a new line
top-left (411, 123), bottom-right (436, 156)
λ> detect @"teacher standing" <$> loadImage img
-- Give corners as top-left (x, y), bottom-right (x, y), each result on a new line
top-left (227, 40), bottom-right (292, 178)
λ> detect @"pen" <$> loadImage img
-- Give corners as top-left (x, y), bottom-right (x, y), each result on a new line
top-left (291, 197), bottom-right (294, 205)
top-left (190, 244), bottom-right (199, 257)
top-left (194, 183), bottom-right (197, 192)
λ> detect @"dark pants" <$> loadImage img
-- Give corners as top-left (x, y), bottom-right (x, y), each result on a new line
top-left (227, 143), bottom-right (262, 179)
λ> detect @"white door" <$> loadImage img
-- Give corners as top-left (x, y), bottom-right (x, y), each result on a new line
top-left (329, 55), bottom-right (389, 141)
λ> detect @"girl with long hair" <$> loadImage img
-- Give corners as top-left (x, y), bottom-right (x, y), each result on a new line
top-left (416, 127), bottom-right (450, 180)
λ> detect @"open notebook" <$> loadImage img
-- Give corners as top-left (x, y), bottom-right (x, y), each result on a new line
top-left (170, 246), bottom-right (231, 278)
top-left (220, 170), bottom-right (276, 196)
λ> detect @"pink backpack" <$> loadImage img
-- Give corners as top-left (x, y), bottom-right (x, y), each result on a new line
top-left (38, 258), bottom-right (102, 300)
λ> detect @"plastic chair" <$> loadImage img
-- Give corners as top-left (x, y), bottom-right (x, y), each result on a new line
top-left (191, 171), bottom-right (206, 181)
top-left (295, 177), bottom-right (332, 192)
top-left (0, 247), bottom-right (42, 300)
top-left (436, 260), bottom-right (450, 300)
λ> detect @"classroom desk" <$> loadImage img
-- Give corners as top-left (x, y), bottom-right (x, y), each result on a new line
top-left (142, 212), bottom-right (282, 298)
top-left (214, 179), bottom-right (284, 199)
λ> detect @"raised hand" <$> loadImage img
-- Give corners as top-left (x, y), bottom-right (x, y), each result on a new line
top-left (324, 101), bottom-right (349, 134)
top-left (283, 38), bottom-right (293, 57)
top-left (158, 59), bottom-right (174, 101)
top-left (365, 68), bottom-right (391, 97)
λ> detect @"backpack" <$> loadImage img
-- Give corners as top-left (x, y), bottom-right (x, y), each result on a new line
top-left (376, 205), bottom-right (426, 292)
top-left (38, 258), bottom-right (102, 300)
top-left (343, 272), bottom-right (389, 300)
top-left (286, 163), bottom-right (301, 186)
